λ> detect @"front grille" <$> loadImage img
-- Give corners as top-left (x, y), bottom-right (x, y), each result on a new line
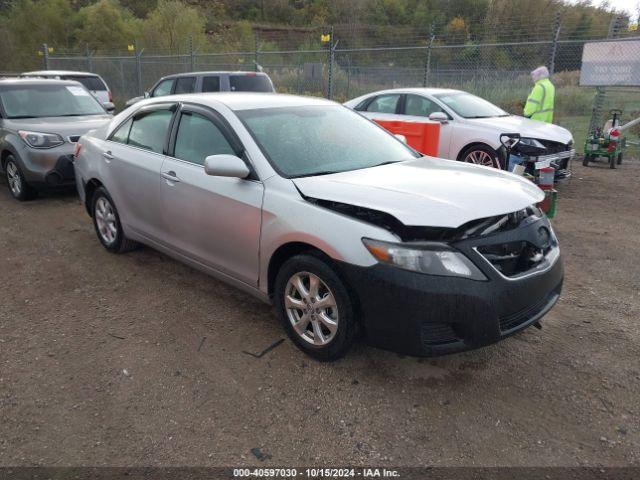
top-left (68, 135), bottom-right (81, 143)
top-left (537, 139), bottom-right (571, 155)
top-left (478, 241), bottom-right (549, 277)
top-left (420, 322), bottom-right (460, 346)
top-left (499, 290), bottom-right (557, 333)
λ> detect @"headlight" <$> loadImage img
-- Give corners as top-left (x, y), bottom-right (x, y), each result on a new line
top-left (362, 238), bottom-right (486, 280)
top-left (18, 130), bottom-right (65, 149)
top-left (518, 137), bottom-right (545, 149)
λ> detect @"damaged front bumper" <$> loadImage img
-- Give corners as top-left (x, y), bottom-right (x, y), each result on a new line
top-left (337, 214), bottom-right (564, 357)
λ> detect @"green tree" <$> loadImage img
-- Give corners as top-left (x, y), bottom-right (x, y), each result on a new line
top-left (4, 0), bottom-right (77, 69)
top-left (142, 0), bottom-right (208, 53)
top-left (75, 0), bottom-right (137, 52)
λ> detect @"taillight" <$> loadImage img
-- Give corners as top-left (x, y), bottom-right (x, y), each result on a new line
top-left (73, 142), bottom-right (82, 160)
top-left (108, 90), bottom-right (113, 102)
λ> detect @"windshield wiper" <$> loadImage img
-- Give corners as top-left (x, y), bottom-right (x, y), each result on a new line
top-left (56, 113), bottom-right (95, 117)
top-left (7, 115), bottom-right (40, 119)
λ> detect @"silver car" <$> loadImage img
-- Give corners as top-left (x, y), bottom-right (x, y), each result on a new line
top-left (74, 93), bottom-right (563, 360)
top-left (0, 79), bottom-right (112, 200)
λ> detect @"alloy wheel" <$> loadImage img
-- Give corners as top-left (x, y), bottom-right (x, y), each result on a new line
top-left (6, 161), bottom-right (22, 197)
top-left (95, 196), bottom-right (118, 245)
top-left (284, 271), bottom-right (339, 346)
top-left (464, 149), bottom-right (500, 168)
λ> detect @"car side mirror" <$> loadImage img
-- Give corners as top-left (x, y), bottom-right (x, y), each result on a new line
top-left (204, 154), bottom-right (250, 179)
top-left (394, 134), bottom-right (407, 143)
top-left (428, 111), bottom-right (449, 123)
top-left (144, 91), bottom-right (150, 98)
top-left (102, 102), bottom-right (116, 114)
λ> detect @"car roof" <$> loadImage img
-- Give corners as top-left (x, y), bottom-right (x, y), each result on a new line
top-left (161, 71), bottom-right (271, 79)
top-left (0, 78), bottom-right (84, 87)
top-left (139, 92), bottom-right (333, 111)
top-left (22, 70), bottom-right (99, 77)
top-left (363, 87), bottom-right (463, 96)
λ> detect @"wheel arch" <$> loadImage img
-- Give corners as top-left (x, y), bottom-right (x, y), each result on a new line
top-left (83, 178), bottom-right (104, 216)
top-left (456, 141), bottom-right (500, 161)
top-left (266, 241), bottom-right (336, 300)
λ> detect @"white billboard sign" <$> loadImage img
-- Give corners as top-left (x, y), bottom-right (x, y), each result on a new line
top-left (580, 40), bottom-right (640, 86)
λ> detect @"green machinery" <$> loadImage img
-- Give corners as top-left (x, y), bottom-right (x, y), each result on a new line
top-left (584, 109), bottom-right (640, 169)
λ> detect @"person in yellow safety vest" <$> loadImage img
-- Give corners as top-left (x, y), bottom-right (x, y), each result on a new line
top-left (524, 66), bottom-right (555, 123)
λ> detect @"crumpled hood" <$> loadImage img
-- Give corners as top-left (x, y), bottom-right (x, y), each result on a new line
top-left (468, 115), bottom-right (573, 144)
top-left (293, 157), bottom-right (544, 229)
top-left (5, 115), bottom-right (112, 137)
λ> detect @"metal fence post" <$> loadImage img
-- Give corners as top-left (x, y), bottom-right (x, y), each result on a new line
top-left (42, 43), bottom-right (49, 70)
top-left (189, 36), bottom-right (195, 71)
top-left (135, 41), bottom-right (144, 96)
top-left (327, 26), bottom-right (335, 100)
top-left (85, 43), bottom-right (93, 72)
top-left (422, 24), bottom-right (435, 87)
top-left (254, 30), bottom-right (260, 72)
top-left (587, 15), bottom-right (621, 135)
top-left (548, 12), bottom-right (562, 75)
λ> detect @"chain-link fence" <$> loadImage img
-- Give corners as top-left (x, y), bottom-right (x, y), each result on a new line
top-left (41, 14), bottom-right (640, 154)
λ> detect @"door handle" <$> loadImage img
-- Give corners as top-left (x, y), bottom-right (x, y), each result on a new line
top-left (102, 151), bottom-right (114, 161)
top-left (161, 170), bottom-right (180, 183)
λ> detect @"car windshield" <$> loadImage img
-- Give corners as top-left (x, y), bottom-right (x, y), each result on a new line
top-left (229, 74), bottom-right (274, 93)
top-left (237, 105), bottom-right (419, 178)
top-left (433, 92), bottom-right (509, 119)
top-left (0, 84), bottom-right (106, 118)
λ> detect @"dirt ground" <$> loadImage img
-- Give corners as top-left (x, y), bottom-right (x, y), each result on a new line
top-left (0, 157), bottom-right (638, 468)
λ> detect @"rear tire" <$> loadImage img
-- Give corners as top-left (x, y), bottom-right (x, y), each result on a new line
top-left (609, 155), bottom-right (617, 169)
top-left (582, 154), bottom-right (592, 167)
top-left (617, 152), bottom-right (623, 165)
top-left (91, 186), bottom-right (138, 253)
top-left (4, 156), bottom-right (36, 201)
top-left (274, 254), bottom-right (358, 361)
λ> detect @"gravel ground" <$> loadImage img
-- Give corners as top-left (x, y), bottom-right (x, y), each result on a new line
top-left (0, 158), bottom-right (638, 467)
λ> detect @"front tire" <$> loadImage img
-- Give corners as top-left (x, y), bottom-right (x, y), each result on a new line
top-left (4, 156), bottom-right (35, 201)
top-left (582, 154), bottom-right (592, 167)
top-left (91, 186), bottom-right (138, 253)
top-left (460, 145), bottom-right (501, 169)
top-left (609, 155), bottom-right (617, 169)
top-left (274, 254), bottom-right (358, 361)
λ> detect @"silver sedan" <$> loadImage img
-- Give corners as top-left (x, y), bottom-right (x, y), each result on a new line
top-left (74, 93), bottom-right (562, 360)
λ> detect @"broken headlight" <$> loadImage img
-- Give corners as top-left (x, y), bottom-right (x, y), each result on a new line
top-left (362, 238), bottom-right (486, 280)
top-left (515, 137), bottom-right (546, 156)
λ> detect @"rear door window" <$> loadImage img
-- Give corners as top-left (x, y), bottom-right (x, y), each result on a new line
top-left (229, 74), bottom-right (273, 92)
top-left (404, 94), bottom-right (444, 117)
top-left (152, 79), bottom-right (174, 97)
top-left (202, 76), bottom-right (221, 92)
top-left (365, 94), bottom-right (401, 114)
top-left (174, 76), bottom-right (196, 94)
top-left (174, 112), bottom-right (235, 165)
top-left (64, 76), bottom-right (107, 91)
top-left (127, 109), bottom-right (174, 154)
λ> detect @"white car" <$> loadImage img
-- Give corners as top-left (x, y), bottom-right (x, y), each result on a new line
top-left (21, 70), bottom-right (113, 109)
top-left (345, 88), bottom-right (574, 174)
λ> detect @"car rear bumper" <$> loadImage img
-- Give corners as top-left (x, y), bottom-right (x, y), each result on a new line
top-left (337, 215), bottom-right (564, 356)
